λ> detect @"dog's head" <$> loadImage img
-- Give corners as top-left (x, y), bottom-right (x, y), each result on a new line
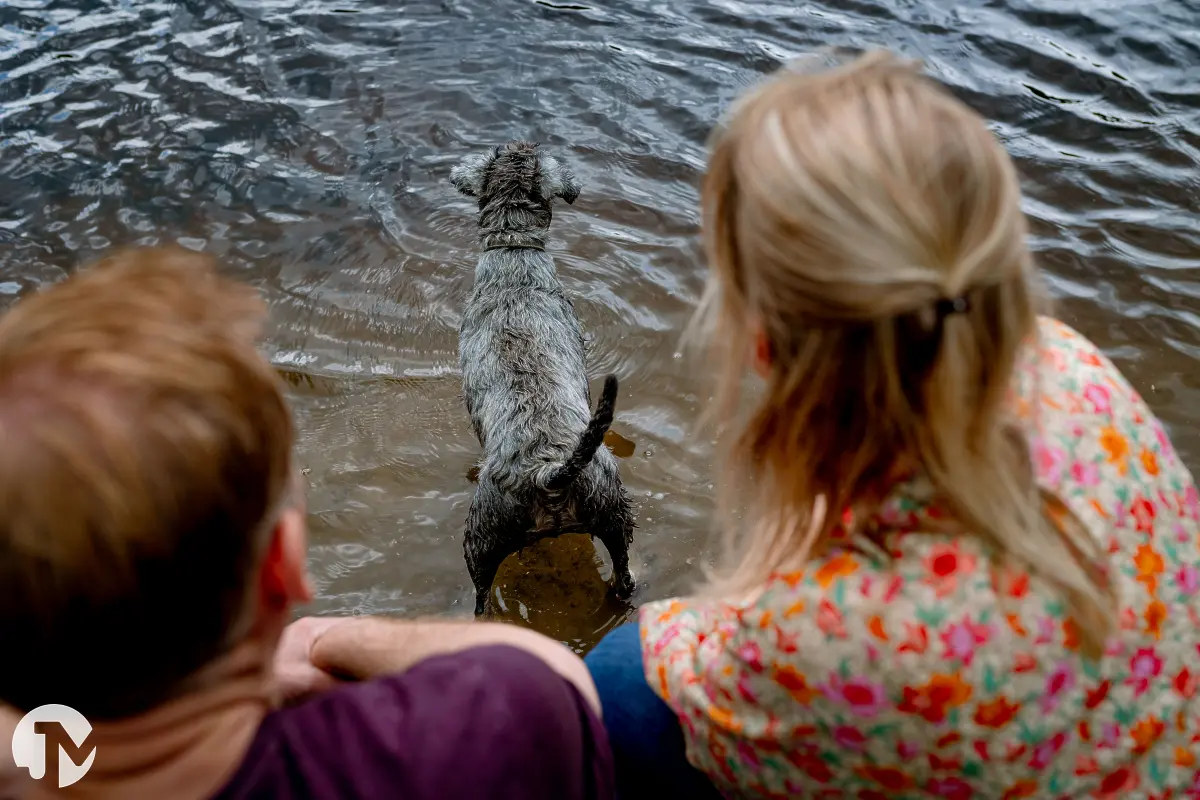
top-left (450, 141), bottom-right (580, 208)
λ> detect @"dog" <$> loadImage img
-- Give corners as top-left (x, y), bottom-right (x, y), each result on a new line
top-left (450, 140), bottom-right (635, 616)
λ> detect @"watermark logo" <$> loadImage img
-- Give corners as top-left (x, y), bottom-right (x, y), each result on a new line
top-left (11, 704), bottom-right (96, 788)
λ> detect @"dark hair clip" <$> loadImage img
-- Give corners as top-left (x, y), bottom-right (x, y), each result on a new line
top-left (934, 295), bottom-right (970, 318)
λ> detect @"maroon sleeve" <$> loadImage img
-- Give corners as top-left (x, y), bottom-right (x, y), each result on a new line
top-left (219, 644), bottom-right (615, 800)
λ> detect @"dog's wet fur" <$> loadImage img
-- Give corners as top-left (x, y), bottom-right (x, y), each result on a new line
top-left (451, 140), bottom-right (636, 615)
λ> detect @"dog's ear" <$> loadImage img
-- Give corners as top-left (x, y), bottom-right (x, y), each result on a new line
top-left (537, 154), bottom-right (581, 205)
top-left (450, 152), bottom-right (490, 197)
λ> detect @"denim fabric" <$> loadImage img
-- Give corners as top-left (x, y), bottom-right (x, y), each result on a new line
top-left (584, 622), bottom-right (724, 800)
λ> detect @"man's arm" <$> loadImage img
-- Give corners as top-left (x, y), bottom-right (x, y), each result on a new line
top-left (306, 616), bottom-right (602, 715)
top-left (265, 644), bottom-right (615, 800)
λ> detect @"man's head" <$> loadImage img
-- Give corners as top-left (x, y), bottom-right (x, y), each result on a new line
top-left (0, 247), bottom-right (312, 720)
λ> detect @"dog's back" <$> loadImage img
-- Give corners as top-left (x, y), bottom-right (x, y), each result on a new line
top-left (459, 246), bottom-right (597, 492)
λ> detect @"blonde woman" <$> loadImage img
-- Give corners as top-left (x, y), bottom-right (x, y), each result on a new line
top-left (584, 50), bottom-right (1200, 798)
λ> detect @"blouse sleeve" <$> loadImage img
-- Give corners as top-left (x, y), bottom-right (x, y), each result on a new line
top-left (638, 596), bottom-right (744, 729)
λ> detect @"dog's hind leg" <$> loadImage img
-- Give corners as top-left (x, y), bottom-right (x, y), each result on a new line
top-left (599, 511), bottom-right (635, 601)
top-left (464, 475), bottom-right (531, 616)
top-left (577, 464), bottom-right (636, 601)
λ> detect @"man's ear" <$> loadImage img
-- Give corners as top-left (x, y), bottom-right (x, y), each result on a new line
top-left (259, 506), bottom-right (313, 612)
top-left (449, 152), bottom-right (491, 198)
top-left (537, 154), bottom-right (581, 205)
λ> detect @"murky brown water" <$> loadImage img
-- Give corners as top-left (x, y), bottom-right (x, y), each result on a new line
top-left (1, 0), bottom-right (1197, 653)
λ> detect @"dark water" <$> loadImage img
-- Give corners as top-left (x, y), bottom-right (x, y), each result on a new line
top-left (1, 0), bottom-right (1197, 652)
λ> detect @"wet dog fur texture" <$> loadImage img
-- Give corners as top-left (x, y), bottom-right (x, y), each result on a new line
top-left (450, 140), bottom-right (635, 615)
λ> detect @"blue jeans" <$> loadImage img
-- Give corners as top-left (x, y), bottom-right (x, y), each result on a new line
top-left (584, 623), bottom-right (724, 800)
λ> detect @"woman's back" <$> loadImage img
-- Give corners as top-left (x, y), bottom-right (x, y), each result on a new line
top-left (642, 315), bottom-right (1200, 797)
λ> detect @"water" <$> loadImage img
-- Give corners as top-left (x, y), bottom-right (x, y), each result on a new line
top-left (1, 0), bottom-right (1197, 653)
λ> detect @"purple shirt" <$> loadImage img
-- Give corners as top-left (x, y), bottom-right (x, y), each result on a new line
top-left (212, 645), bottom-right (614, 799)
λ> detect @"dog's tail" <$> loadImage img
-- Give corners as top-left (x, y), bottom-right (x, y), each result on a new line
top-left (542, 375), bottom-right (619, 493)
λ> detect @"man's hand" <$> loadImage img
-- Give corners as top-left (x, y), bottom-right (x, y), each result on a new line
top-left (270, 616), bottom-right (351, 706)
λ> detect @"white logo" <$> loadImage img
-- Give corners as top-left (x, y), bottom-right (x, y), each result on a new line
top-left (11, 704), bottom-right (96, 788)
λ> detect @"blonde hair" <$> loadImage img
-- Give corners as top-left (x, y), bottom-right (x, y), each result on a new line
top-left (693, 50), bottom-right (1113, 657)
top-left (0, 247), bottom-right (295, 717)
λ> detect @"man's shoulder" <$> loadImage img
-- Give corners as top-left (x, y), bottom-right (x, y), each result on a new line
top-left (214, 644), bottom-right (614, 800)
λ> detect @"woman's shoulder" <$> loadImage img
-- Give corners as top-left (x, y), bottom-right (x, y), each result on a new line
top-left (1021, 316), bottom-right (1142, 410)
top-left (1021, 316), bottom-right (1166, 434)
top-left (1018, 316), bottom-right (1194, 506)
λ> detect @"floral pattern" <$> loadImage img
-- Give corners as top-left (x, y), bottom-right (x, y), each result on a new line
top-left (640, 317), bottom-right (1200, 799)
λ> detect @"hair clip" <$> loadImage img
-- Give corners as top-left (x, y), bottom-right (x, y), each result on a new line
top-left (934, 295), bottom-right (970, 318)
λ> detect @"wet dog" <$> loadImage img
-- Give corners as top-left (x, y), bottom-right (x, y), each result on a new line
top-left (450, 140), bottom-right (635, 615)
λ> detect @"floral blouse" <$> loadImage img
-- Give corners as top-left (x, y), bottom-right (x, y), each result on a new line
top-left (640, 317), bottom-right (1200, 799)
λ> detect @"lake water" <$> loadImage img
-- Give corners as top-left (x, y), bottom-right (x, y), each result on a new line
top-left (0, 0), bottom-right (1196, 653)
